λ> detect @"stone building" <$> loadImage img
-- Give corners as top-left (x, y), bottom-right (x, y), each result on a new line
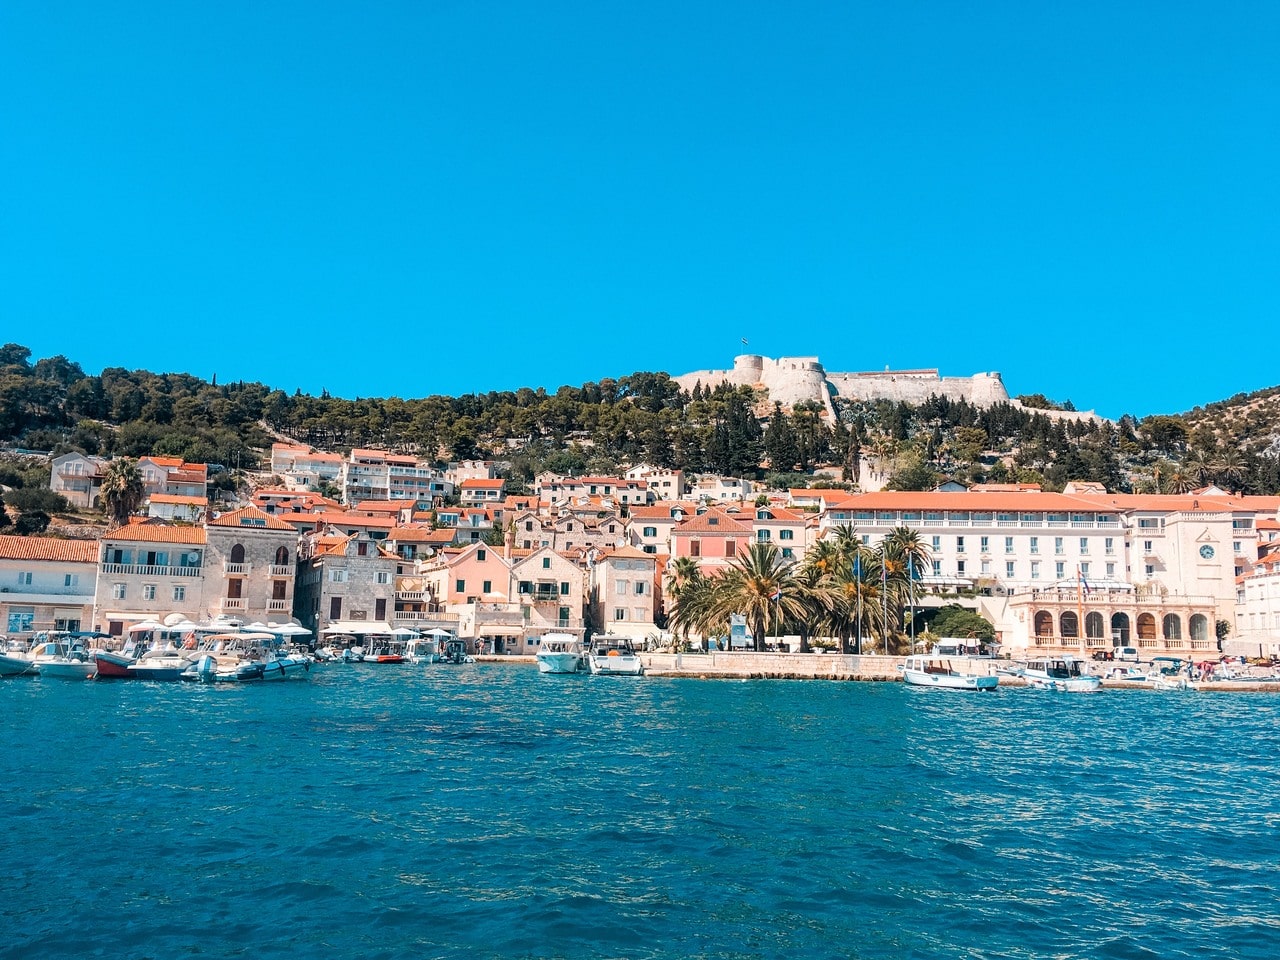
top-left (203, 507), bottom-right (299, 625)
top-left (294, 531), bottom-right (398, 638)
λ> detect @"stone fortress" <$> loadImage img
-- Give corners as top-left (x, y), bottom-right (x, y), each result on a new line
top-left (673, 355), bottom-right (1102, 422)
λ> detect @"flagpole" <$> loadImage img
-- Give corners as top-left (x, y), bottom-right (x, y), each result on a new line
top-left (1076, 564), bottom-right (1085, 654)
top-left (854, 552), bottom-right (862, 656)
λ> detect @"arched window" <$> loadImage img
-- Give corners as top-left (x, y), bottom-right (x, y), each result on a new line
top-left (1060, 611), bottom-right (1079, 639)
top-left (1190, 614), bottom-right (1209, 643)
top-left (1137, 613), bottom-right (1157, 640)
top-left (1086, 612), bottom-right (1105, 639)
top-left (1162, 614), bottom-right (1182, 640)
top-left (1111, 612), bottom-right (1130, 644)
top-left (274, 545), bottom-right (290, 566)
top-left (1034, 611), bottom-right (1054, 637)
top-left (230, 543), bottom-right (246, 564)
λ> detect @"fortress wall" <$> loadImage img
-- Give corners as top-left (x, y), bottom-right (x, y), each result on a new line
top-left (826, 372), bottom-right (1009, 406)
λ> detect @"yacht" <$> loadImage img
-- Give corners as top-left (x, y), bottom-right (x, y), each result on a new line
top-left (535, 633), bottom-right (584, 674)
top-left (586, 635), bottom-right (645, 677)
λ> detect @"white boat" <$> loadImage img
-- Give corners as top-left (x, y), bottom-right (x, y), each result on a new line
top-left (27, 635), bottom-right (97, 680)
top-left (1, 639), bottom-right (36, 677)
top-left (127, 643), bottom-right (190, 681)
top-left (900, 654), bottom-right (998, 691)
top-left (1021, 655), bottom-right (1102, 692)
top-left (586, 635), bottom-right (645, 676)
top-left (536, 633), bottom-right (584, 674)
top-left (182, 632), bottom-right (313, 682)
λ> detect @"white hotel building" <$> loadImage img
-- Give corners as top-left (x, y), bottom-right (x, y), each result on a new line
top-left (817, 488), bottom-right (1280, 659)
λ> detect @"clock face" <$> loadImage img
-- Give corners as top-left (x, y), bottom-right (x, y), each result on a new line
top-left (1199, 544), bottom-right (1215, 560)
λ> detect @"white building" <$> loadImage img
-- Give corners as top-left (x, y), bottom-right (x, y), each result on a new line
top-left (0, 535), bottom-right (98, 636)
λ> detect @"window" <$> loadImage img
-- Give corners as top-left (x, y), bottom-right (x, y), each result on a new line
top-left (957, 560), bottom-right (966, 576)
top-left (542, 557), bottom-right (551, 569)
top-left (455, 579), bottom-right (465, 593)
top-left (1106, 563), bottom-right (1115, 577)
top-left (643, 545), bottom-right (657, 554)
top-left (932, 560), bottom-right (941, 575)
top-left (634, 581), bottom-right (646, 595)
top-left (634, 607), bottom-right (647, 621)
top-left (1006, 561), bottom-right (1015, 578)
top-left (614, 608), bottom-right (627, 620)
top-left (481, 580), bottom-right (491, 594)
top-left (477, 549), bottom-right (487, 561)
top-left (757, 530), bottom-right (771, 542)
top-left (1080, 562), bottom-right (1090, 576)
top-left (726, 540), bottom-right (736, 557)
top-left (143, 584), bottom-right (156, 601)
top-left (1055, 562), bottom-right (1065, 578)
top-left (1031, 561), bottom-right (1040, 579)
top-left (525, 521), bottom-right (533, 531)
top-left (329, 569), bottom-right (348, 583)
top-left (330, 597), bottom-right (342, 619)
top-left (643, 526), bottom-right (657, 538)
top-left (1054, 537), bottom-right (1064, 555)
top-left (518, 580), bottom-right (531, 594)
top-left (617, 580), bottom-right (628, 596)
top-left (781, 548), bottom-right (793, 558)
top-left (980, 560), bottom-right (991, 575)
top-left (779, 529), bottom-right (794, 541)
top-left (64, 574), bottom-right (79, 587)
top-left (1104, 537), bottom-right (1114, 555)
top-left (1030, 537), bottom-right (1039, 554)
top-left (6, 607), bottom-right (34, 633)
top-left (1234, 541), bottom-right (1242, 554)
top-left (17, 572), bottom-right (32, 586)
top-left (357, 542), bottom-right (368, 557)
top-left (690, 540), bottom-right (701, 557)
top-left (377, 572), bottom-right (390, 584)
top-left (956, 536), bottom-right (965, 553)
top-left (980, 536), bottom-right (989, 552)
top-left (173, 586), bottom-right (185, 601)
top-left (931, 535), bottom-right (941, 551)
top-left (1145, 564), bottom-right (1154, 576)
top-left (1005, 537), bottom-right (1014, 554)
top-left (1143, 540), bottom-right (1153, 553)
top-left (560, 581), bottom-right (569, 595)
top-left (112, 583), bottom-right (126, 600)
top-left (375, 598), bottom-right (386, 620)
top-left (1080, 537), bottom-right (1089, 554)
top-left (559, 606), bottom-right (570, 624)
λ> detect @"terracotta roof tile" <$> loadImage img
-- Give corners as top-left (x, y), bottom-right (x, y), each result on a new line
top-left (104, 521), bottom-right (207, 544)
top-left (0, 535), bottom-right (98, 563)
top-left (207, 506), bottom-right (296, 531)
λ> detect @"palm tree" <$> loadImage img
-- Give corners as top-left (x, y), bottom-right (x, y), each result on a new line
top-left (714, 542), bottom-right (807, 651)
top-left (100, 458), bottom-right (144, 527)
top-left (666, 572), bottom-right (725, 649)
top-left (790, 559), bottom-right (835, 653)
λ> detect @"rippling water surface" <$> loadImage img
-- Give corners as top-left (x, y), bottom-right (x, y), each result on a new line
top-left (3, 665), bottom-right (1278, 959)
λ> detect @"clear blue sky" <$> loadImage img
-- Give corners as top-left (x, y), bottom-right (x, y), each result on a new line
top-left (2, 2), bottom-right (1276, 420)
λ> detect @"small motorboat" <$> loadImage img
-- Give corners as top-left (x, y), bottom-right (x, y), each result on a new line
top-left (586, 635), bottom-right (645, 676)
top-left (536, 633), bottom-right (584, 674)
top-left (1020, 656), bottom-right (1102, 692)
top-left (900, 654), bottom-right (998, 691)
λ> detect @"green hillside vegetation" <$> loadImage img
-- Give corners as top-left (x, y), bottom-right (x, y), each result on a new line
top-left (3, 342), bottom-right (1280, 498)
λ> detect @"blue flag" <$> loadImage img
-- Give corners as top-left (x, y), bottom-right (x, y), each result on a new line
top-left (908, 555), bottom-right (920, 580)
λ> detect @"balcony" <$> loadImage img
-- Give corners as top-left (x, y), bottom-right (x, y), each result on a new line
top-left (269, 565), bottom-right (293, 578)
top-left (475, 608), bottom-right (526, 628)
top-left (102, 563), bottom-right (201, 578)
top-left (220, 598), bottom-right (247, 612)
top-left (392, 611), bottom-right (460, 624)
top-left (224, 562), bottom-right (250, 575)
top-left (396, 590), bottom-right (427, 602)
top-left (267, 599), bottom-right (291, 612)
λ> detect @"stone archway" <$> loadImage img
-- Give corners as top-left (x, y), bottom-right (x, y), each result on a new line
top-left (1110, 612), bottom-right (1130, 645)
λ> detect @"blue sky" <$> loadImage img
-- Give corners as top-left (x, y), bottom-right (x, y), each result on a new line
top-left (2, 2), bottom-right (1276, 420)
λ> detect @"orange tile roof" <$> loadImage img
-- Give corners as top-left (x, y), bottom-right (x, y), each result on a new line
top-left (673, 509), bottom-right (752, 535)
top-left (104, 521), bottom-right (207, 544)
top-left (354, 500), bottom-right (407, 514)
top-left (207, 506), bottom-right (296, 531)
top-left (461, 478), bottom-right (505, 488)
top-left (149, 494), bottom-right (208, 505)
top-left (0, 535), bottom-right (98, 563)
top-left (597, 545), bottom-right (656, 561)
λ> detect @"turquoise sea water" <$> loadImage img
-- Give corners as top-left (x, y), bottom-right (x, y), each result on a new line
top-left (3, 665), bottom-right (1278, 960)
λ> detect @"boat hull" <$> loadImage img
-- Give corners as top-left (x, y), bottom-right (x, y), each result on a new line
top-left (94, 652), bottom-right (137, 678)
top-left (903, 669), bottom-right (998, 691)
top-left (536, 652), bottom-right (583, 674)
top-left (588, 655), bottom-right (644, 676)
top-left (0, 653), bottom-right (35, 677)
top-left (37, 660), bottom-right (97, 680)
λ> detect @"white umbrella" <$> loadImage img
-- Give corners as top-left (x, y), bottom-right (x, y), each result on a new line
top-left (269, 623), bottom-right (312, 637)
top-left (425, 627), bottom-right (454, 638)
top-left (127, 620), bottom-right (166, 633)
top-left (390, 627), bottom-right (421, 638)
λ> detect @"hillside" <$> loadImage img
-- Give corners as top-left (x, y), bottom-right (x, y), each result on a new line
top-left (2, 341), bottom-right (1279, 498)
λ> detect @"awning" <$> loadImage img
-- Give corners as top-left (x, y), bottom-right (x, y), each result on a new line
top-left (321, 620), bottom-right (394, 636)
